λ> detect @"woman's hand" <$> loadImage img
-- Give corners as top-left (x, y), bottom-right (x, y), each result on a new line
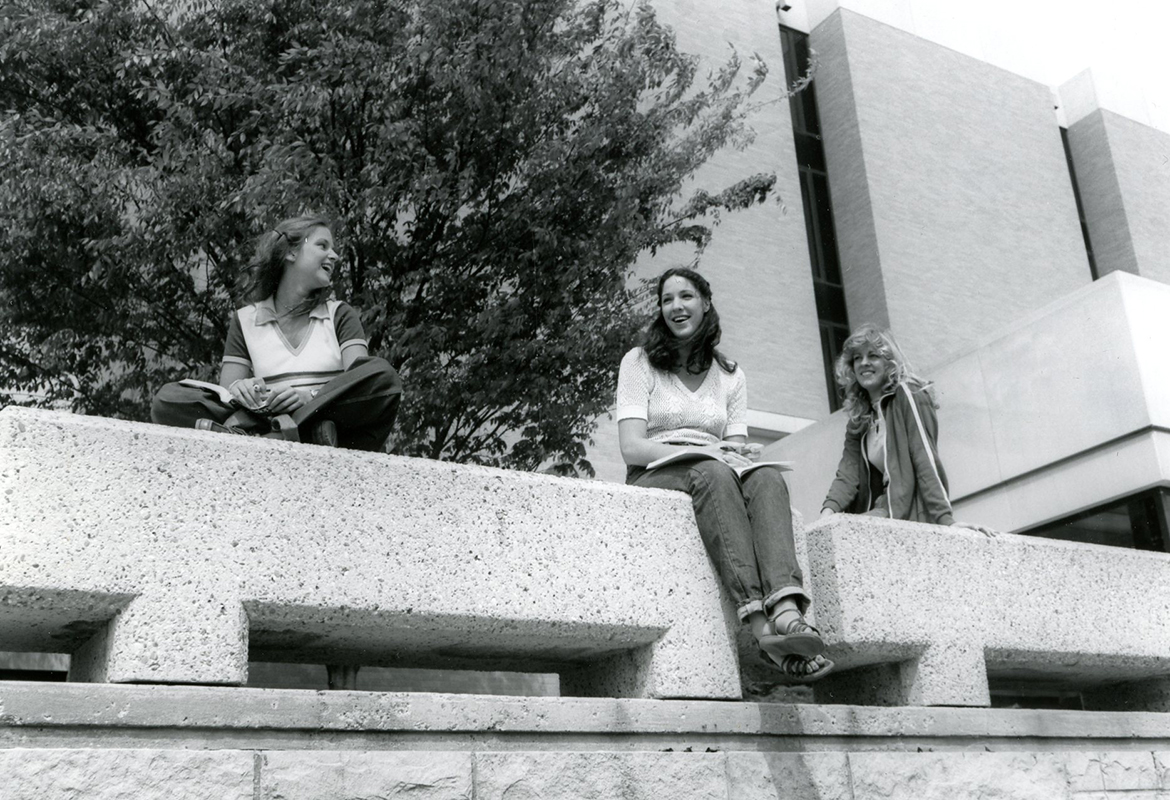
top-left (265, 386), bottom-right (312, 414)
top-left (700, 443), bottom-right (753, 469)
top-left (952, 520), bottom-right (998, 538)
top-left (229, 377), bottom-right (272, 412)
top-left (735, 442), bottom-right (764, 462)
top-left (819, 508), bottom-right (836, 520)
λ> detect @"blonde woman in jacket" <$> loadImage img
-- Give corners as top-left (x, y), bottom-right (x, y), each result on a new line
top-left (820, 325), bottom-right (993, 535)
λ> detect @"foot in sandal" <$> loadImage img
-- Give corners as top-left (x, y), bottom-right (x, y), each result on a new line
top-left (759, 608), bottom-right (825, 659)
top-left (761, 651), bottom-right (835, 684)
top-left (195, 419), bottom-right (250, 435)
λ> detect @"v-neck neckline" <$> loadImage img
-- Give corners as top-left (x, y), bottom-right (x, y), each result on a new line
top-left (671, 367), bottom-right (711, 396)
top-left (273, 317), bottom-right (314, 355)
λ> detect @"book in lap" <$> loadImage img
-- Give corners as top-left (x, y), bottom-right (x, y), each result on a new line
top-left (646, 449), bottom-right (794, 478)
top-left (178, 379), bottom-right (236, 406)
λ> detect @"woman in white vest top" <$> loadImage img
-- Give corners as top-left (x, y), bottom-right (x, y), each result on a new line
top-left (152, 215), bottom-right (401, 450)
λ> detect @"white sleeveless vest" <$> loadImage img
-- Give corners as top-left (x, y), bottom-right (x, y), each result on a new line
top-left (237, 300), bottom-right (345, 392)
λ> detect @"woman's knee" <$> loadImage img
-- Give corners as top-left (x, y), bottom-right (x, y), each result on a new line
top-left (687, 459), bottom-right (740, 493)
top-left (150, 382), bottom-right (186, 424)
top-left (742, 465), bottom-right (791, 498)
top-left (354, 357), bottom-right (402, 393)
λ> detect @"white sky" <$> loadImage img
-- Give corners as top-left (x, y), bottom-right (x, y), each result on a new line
top-left (795, 0), bottom-right (1170, 131)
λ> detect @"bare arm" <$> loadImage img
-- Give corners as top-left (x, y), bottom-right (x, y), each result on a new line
top-left (618, 420), bottom-right (751, 468)
top-left (618, 419), bottom-right (684, 466)
top-left (219, 361), bottom-right (252, 389)
top-left (341, 343), bottom-right (368, 369)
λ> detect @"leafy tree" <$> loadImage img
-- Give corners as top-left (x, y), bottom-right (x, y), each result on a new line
top-left (0, 0), bottom-right (776, 474)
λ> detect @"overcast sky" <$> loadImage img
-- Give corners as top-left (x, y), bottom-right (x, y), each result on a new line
top-left (794, 0), bottom-right (1170, 131)
top-left (896, 0), bottom-right (1170, 130)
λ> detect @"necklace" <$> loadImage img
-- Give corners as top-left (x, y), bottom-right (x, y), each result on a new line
top-left (274, 297), bottom-right (310, 319)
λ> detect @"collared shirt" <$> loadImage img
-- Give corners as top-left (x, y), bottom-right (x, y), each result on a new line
top-left (222, 298), bottom-right (367, 392)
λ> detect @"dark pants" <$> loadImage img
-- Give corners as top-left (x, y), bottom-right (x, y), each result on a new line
top-left (627, 460), bottom-right (808, 621)
top-left (151, 357), bottom-right (402, 452)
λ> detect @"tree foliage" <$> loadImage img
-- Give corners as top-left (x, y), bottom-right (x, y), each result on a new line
top-left (0, 0), bottom-right (776, 474)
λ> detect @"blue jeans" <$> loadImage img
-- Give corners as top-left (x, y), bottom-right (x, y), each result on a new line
top-left (627, 460), bottom-right (809, 622)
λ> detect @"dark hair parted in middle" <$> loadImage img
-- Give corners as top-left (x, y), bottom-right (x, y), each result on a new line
top-left (642, 267), bottom-right (736, 375)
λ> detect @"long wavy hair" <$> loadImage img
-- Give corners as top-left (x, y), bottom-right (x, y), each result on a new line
top-left (237, 215), bottom-right (333, 309)
top-left (834, 324), bottom-right (934, 425)
top-left (642, 267), bottom-right (736, 375)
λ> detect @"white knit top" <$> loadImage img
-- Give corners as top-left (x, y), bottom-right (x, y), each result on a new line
top-left (615, 347), bottom-right (748, 444)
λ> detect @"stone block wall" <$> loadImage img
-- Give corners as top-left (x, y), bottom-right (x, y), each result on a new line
top-left (8, 746), bottom-right (1170, 799)
top-left (7, 682), bottom-right (1170, 798)
top-left (1067, 108), bottom-right (1170, 284)
top-left (811, 8), bottom-right (1090, 367)
top-left (642, 0), bottom-right (828, 422)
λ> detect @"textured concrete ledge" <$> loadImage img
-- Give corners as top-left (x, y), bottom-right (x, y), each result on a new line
top-left (7, 684), bottom-right (1170, 799)
top-left (5, 682), bottom-right (1170, 746)
top-left (807, 514), bottom-right (1170, 708)
top-left (0, 408), bottom-right (739, 699)
top-left (6, 746), bottom-right (1170, 800)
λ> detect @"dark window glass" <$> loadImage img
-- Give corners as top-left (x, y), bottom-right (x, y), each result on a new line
top-left (814, 283), bottom-right (848, 326)
top-left (988, 684), bottom-right (1084, 711)
top-left (793, 132), bottom-right (826, 172)
top-left (799, 172), bottom-right (823, 278)
top-left (0, 670), bottom-right (67, 682)
top-left (1022, 488), bottom-right (1170, 552)
top-left (819, 322), bottom-right (849, 406)
top-left (1060, 127), bottom-right (1099, 281)
top-left (781, 25), bottom-right (850, 411)
top-left (811, 173), bottom-right (841, 283)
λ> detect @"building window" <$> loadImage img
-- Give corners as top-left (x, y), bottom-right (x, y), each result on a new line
top-left (1021, 488), bottom-right (1170, 552)
top-left (989, 488), bottom-right (1170, 709)
top-left (1060, 127), bottom-right (1099, 281)
top-left (780, 26), bottom-right (850, 411)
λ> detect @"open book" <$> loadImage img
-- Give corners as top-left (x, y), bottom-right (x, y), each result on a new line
top-left (646, 449), bottom-right (794, 478)
top-left (178, 379), bottom-right (237, 406)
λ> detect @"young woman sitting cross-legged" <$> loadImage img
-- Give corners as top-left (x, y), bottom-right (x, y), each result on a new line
top-left (151, 214), bottom-right (401, 451)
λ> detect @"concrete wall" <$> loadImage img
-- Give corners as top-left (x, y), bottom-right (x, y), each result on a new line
top-left (806, 513), bottom-right (1170, 709)
top-left (0, 408), bottom-right (741, 700)
top-left (811, 9), bottom-right (1091, 367)
top-left (1065, 109), bottom-right (1138, 277)
top-left (7, 744), bottom-right (1170, 800)
top-left (1067, 108), bottom-right (1170, 283)
top-left (6, 682), bottom-right (1170, 799)
top-left (645, 0), bottom-right (828, 423)
top-left (769, 271), bottom-right (1170, 533)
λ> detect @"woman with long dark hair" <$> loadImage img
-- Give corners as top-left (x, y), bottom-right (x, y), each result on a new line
top-left (616, 267), bottom-right (833, 682)
top-left (820, 324), bottom-right (992, 534)
top-left (152, 215), bottom-right (401, 450)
